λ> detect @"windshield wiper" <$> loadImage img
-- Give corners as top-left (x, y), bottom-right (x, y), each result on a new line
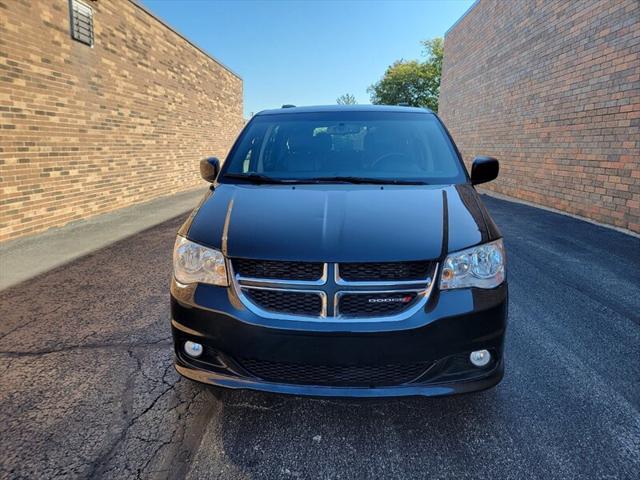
top-left (298, 176), bottom-right (428, 185)
top-left (223, 173), bottom-right (428, 185)
top-left (222, 173), bottom-right (296, 184)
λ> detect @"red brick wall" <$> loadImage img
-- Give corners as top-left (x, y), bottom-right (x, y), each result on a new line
top-left (0, 0), bottom-right (243, 242)
top-left (439, 0), bottom-right (640, 234)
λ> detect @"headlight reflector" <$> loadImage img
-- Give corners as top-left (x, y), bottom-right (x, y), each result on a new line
top-left (173, 236), bottom-right (228, 286)
top-left (440, 239), bottom-right (505, 289)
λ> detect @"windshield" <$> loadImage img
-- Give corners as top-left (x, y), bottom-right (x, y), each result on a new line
top-left (220, 111), bottom-right (467, 184)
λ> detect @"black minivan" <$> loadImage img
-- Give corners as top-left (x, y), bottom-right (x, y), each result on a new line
top-left (171, 105), bottom-right (507, 397)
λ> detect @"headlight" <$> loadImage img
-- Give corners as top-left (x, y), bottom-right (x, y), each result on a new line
top-left (440, 239), bottom-right (505, 289)
top-left (173, 236), bottom-right (228, 286)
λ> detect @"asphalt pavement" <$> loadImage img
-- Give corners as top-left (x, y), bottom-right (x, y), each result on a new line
top-left (1, 195), bottom-right (638, 479)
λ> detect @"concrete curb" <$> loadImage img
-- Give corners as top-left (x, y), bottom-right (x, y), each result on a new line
top-left (0, 188), bottom-right (207, 291)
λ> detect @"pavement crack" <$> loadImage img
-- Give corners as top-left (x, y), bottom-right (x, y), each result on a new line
top-left (131, 383), bottom-right (208, 479)
top-left (0, 305), bottom-right (65, 341)
top-left (86, 351), bottom-right (139, 479)
top-left (0, 339), bottom-right (172, 358)
top-left (226, 401), bottom-right (281, 411)
top-left (160, 387), bottom-right (217, 480)
top-left (132, 380), bottom-right (179, 424)
top-left (85, 348), bottom-right (182, 479)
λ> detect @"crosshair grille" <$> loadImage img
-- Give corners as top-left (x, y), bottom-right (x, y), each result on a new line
top-left (233, 258), bottom-right (436, 321)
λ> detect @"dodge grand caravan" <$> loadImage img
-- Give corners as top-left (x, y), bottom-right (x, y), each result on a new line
top-left (171, 105), bottom-right (507, 397)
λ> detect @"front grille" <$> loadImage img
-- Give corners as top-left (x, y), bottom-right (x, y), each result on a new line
top-left (233, 258), bottom-right (324, 281)
top-left (234, 257), bottom-right (436, 321)
top-left (338, 292), bottom-right (418, 317)
top-left (243, 288), bottom-right (323, 316)
top-left (240, 358), bottom-right (432, 386)
top-left (338, 261), bottom-right (432, 282)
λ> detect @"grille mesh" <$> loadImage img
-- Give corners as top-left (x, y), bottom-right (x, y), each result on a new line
top-left (234, 259), bottom-right (324, 281)
top-left (240, 358), bottom-right (432, 386)
top-left (338, 292), bottom-right (418, 317)
top-left (243, 289), bottom-right (322, 316)
top-left (339, 261), bottom-right (432, 282)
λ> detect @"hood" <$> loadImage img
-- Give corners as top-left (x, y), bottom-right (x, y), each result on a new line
top-left (187, 183), bottom-right (492, 262)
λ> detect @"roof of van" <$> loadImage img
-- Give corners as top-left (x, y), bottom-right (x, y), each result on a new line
top-left (255, 105), bottom-right (434, 116)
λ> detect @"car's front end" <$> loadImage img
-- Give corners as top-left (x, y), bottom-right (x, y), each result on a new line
top-left (170, 105), bottom-right (508, 397)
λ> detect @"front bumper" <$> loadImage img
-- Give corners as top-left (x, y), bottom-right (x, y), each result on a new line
top-left (171, 280), bottom-right (508, 398)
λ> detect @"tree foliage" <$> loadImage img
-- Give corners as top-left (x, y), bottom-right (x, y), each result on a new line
top-left (336, 93), bottom-right (357, 105)
top-left (368, 37), bottom-right (443, 111)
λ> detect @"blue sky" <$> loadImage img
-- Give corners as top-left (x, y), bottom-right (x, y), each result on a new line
top-left (141, 0), bottom-right (474, 118)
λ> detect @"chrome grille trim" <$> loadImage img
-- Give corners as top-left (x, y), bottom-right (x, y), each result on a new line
top-left (237, 285), bottom-right (328, 320)
top-left (229, 258), bottom-right (438, 323)
top-left (229, 260), bottom-right (328, 321)
top-left (334, 263), bottom-right (433, 287)
top-left (333, 269), bottom-right (437, 323)
top-left (236, 262), bottom-right (328, 287)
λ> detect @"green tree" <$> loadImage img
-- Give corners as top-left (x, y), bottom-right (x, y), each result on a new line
top-left (421, 37), bottom-right (444, 80)
top-left (368, 37), bottom-right (443, 111)
top-left (336, 93), bottom-right (357, 105)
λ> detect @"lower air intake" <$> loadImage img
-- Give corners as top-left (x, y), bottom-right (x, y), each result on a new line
top-left (240, 358), bottom-right (433, 386)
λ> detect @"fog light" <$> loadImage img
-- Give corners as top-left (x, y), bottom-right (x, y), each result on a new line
top-left (470, 349), bottom-right (491, 367)
top-left (184, 341), bottom-right (203, 358)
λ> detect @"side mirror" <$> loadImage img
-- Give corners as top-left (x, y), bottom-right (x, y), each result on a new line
top-left (471, 156), bottom-right (499, 185)
top-left (200, 157), bottom-right (220, 183)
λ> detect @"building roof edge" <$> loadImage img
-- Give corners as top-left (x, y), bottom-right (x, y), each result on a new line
top-left (128, 0), bottom-right (242, 80)
top-left (445, 0), bottom-right (480, 37)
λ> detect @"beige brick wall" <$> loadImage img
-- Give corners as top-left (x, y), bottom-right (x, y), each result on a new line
top-left (439, 0), bottom-right (640, 234)
top-left (0, 0), bottom-right (243, 242)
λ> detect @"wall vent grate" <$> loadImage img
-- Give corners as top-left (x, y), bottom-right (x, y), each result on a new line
top-left (69, 0), bottom-right (94, 46)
